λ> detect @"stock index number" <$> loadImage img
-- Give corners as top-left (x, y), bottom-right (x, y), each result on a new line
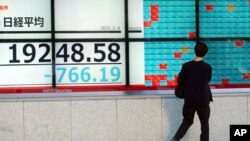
top-left (56, 43), bottom-right (120, 63)
top-left (9, 44), bottom-right (51, 63)
top-left (9, 43), bottom-right (121, 63)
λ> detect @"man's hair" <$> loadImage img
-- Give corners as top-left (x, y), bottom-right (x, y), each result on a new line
top-left (194, 42), bottom-right (208, 57)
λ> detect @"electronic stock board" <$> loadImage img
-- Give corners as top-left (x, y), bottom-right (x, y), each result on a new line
top-left (0, 0), bottom-right (250, 94)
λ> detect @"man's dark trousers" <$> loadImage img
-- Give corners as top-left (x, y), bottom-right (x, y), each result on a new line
top-left (174, 103), bottom-right (210, 141)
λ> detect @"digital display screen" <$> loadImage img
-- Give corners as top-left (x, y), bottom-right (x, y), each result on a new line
top-left (139, 41), bottom-right (250, 88)
top-left (200, 0), bottom-right (250, 37)
top-left (0, 43), bottom-right (52, 86)
top-left (55, 42), bottom-right (125, 86)
top-left (143, 41), bottom-right (195, 87)
top-left (143, 0), bottom-right (196, 38)
top-left (205, 41), bottom-right (250, 86)
top-left (54, 0), bottom-right (126, 88)
top-left (0, 0), bottom-right (51, 39)
top-left (55, 0), bottom-right (125, 39)
top-left (0, 0), bottom-right (250, 94)
top-left (0, 0), bottom-right (52, 92)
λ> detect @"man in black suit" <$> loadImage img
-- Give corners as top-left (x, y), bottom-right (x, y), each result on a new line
top-left (172, 42), bottom-right (213, 141)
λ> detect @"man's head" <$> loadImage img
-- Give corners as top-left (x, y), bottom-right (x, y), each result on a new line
top-left (194, 42), bottom-right (208, 57)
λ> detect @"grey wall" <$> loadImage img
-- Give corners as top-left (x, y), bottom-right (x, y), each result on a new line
top-left (0, 94), bottom-right (249, 141)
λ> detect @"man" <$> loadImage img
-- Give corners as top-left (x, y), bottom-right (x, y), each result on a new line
top-left (172, 42), bottom-right (213, 141)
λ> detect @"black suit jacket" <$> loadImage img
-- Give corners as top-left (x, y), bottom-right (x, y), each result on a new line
top-left (178, 60), bottom-right (213, 105)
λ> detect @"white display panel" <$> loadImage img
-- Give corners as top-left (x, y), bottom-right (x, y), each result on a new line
top-left (0, 66), bottom-right (52, 86)
top-left (55, 0), bottom-right (125, 39)
top-left (55, 42), bottom-right (126, 86)
top-left (0, 43), bottom-right (52, 86)
top-left (0, 0), bottom-right (51, 39)
top-left (129, 42), bottom-right (145, 85)
top-left (128, 0), bottom-right (144, 38)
